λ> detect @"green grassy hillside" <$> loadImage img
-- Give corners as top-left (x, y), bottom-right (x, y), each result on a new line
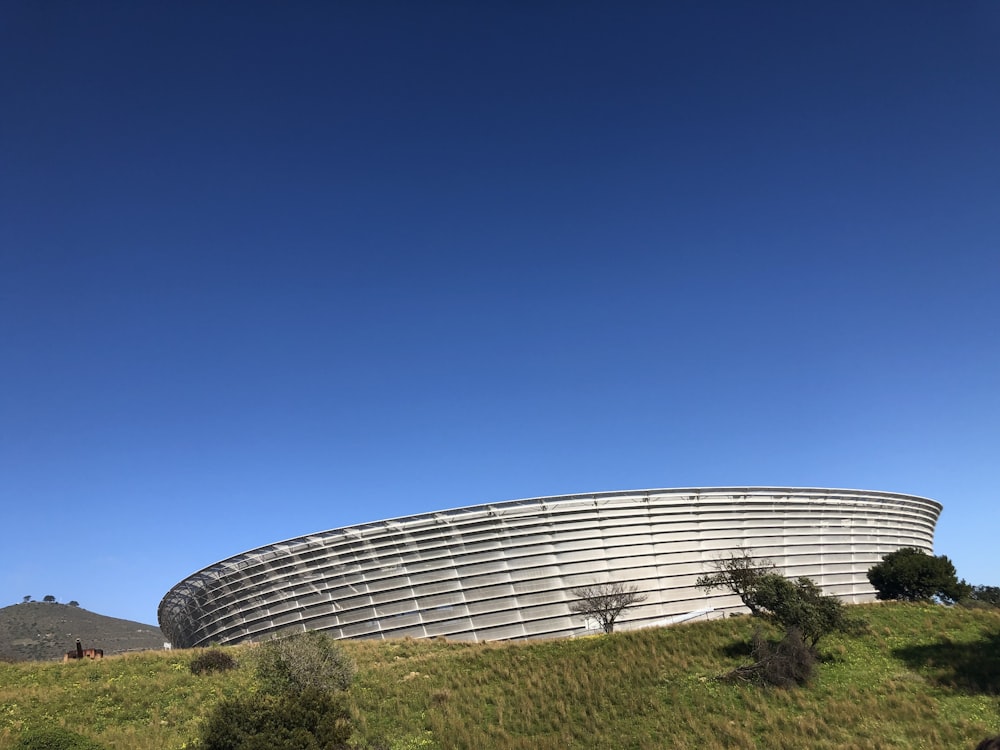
top-left (1, 603), bottom-right (997, 750)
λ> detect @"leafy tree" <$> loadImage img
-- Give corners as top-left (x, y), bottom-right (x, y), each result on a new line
top-left (22, 596), bottom-right (31, 603)
top-left (702, 550), bottom-right (864, 688)
top-left (43, 595), bottom-right (56, 603)
top-left (568, 582), bottom-right (647, 634)
top-left (700, 549), bottom-right (860, 650)
top-left (68, 601), bottom-right (80, 607)
top-left (867, 548), bottom-right (969, 604)
top-left (696, 546), bottom-right (776, 616)
top-left (748, 574), bottom-right (859, 648)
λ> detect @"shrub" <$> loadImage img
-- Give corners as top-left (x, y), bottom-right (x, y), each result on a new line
top-left (190, 648), bottom-right (238, 675)
top-left (753, 628), bottom-right (817, 687)
top-left (12, 727), bottom-right (106, 750)
top-left (199, 688), bottom-right (352, 750)
top-left (250, 630), bottom-right (355, 695)
top-left (722, 628), bottom-right (816, 688)
top-left (965, 585), bottom-right (1000, 608)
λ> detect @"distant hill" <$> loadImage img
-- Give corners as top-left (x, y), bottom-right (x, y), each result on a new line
top-left (0, 602), bottom-right (165, 662)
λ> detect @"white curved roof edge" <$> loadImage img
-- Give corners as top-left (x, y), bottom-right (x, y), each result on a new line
top-left (161, 486), bottom-right (941, 595)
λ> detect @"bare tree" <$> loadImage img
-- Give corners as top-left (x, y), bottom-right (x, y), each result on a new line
top-left (696, 546), bottom-right (776, 616)
top-left (568, 581), bottom-right (647, 634)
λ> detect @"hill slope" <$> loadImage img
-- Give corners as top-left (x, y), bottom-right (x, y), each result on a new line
top-left (0, 602), bottom-right (164, 661)
top-left (0, 603), bottom-right (997, 749)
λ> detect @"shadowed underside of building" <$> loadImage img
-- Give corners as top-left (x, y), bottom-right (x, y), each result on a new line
top-left (158, 487), bottom-right (941, 649)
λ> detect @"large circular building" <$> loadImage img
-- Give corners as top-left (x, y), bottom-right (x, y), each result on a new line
top-left (158, 487), bottom-right (941, 648)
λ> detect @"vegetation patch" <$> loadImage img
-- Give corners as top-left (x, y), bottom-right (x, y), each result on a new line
top-left (199, 688), bottom-right (352, 750)
top-left (11, 727), bottom-right (105, 750)
top-left (189, 649), bottom-right (238, 676)
top-left (0, 604), bottom-right (997, 750)
top-left (721, 628), bottom-right (817, 688)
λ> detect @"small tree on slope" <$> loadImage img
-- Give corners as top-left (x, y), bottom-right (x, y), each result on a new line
top-left (569, 582), bottom-right (647, 634)
top-left (867, 548), bottom-right (969, 604)
top-left (696, 546), bottom-right (776, 616)
top-left (748, 574), bottom-right (858, 649)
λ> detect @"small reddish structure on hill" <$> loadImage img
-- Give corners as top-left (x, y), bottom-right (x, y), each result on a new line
top-left (64, 639), bottom-right (103, 662)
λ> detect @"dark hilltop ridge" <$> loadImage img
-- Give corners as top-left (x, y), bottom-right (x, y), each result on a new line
top-left (0, 601), bottom-right (164, 662)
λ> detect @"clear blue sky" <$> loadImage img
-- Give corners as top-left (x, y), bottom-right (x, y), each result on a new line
top-left (2, 3), bottom-right (998, 625)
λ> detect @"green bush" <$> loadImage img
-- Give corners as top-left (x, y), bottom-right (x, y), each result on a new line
top-left (199, 688), bottom-right (352, 750)
top-left (190, 648), bottom-right (238, 675)
top-left (250, 630), bottom-right (355, 695)
top-left (12, 727), bottom-right (106, 750)
top-left (965, 585), bottom-right (1000, 608)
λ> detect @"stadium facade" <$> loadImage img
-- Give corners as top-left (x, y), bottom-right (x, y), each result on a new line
top-left (158, 487), bottom-right (941, 649)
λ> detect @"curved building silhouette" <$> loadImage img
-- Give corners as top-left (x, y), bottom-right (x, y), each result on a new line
top-left (158, 487), bottom-right (941, 648)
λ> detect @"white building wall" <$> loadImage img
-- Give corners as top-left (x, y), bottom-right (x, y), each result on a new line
top-left (158, 487), bottom-right (941, 648)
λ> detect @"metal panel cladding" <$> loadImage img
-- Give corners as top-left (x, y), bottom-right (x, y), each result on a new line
top-left (158, 487), bottom-right (942, 648)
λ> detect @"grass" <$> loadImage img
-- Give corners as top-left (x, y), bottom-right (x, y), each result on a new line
top-left (1, 603), bottom-right (998, 749)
